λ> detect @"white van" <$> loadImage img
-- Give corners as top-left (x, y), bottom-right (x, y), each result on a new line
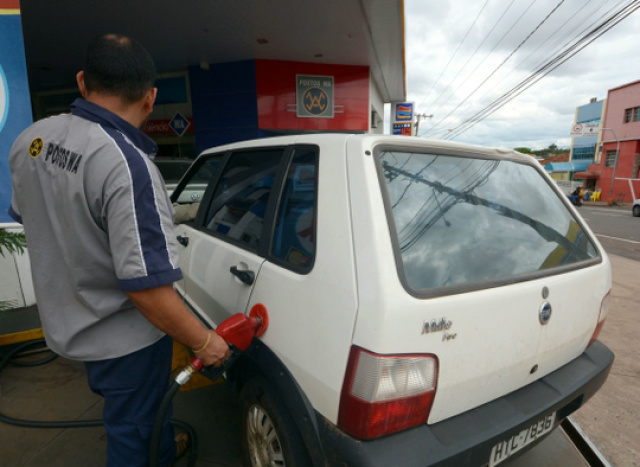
top-left (172, 134), bottom-right (613, 467)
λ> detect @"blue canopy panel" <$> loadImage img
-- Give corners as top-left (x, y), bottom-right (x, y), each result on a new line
top-left (545, 160), bottom-right (592, 172)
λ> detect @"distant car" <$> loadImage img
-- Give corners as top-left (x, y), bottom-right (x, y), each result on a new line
top-left (153, 158), bottom-right (193, 193)
top-left (172, 134), bottom-right (614, 467)
top-left (633, 198), bottom-right (640, 217)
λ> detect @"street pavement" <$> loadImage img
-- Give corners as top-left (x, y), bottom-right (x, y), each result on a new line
top-left (572, 253), bottom-right (640, 467)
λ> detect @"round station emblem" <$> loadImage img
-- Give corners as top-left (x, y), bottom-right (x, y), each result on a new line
top-left (29, 137), bottom-right (44, 159)
top-left (303, 88), bottom-right (329, 116)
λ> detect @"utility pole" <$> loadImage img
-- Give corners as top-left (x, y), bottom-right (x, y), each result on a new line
top-left (414, 113), bottom-right (433, 137)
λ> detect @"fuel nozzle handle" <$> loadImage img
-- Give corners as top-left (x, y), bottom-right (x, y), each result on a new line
top-left (178, 304), bottom-right (269, 386)
top-left (214, 303), bottom-right (269, 351)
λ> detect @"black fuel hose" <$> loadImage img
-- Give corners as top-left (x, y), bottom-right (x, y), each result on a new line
top-left (0, 338), bottom-right (197, 467)
top-left (0, 339), bottom-right (103, 428)
top-left (149, 381), bottom-right (192, 467)
top-left (148, 360), bottom-right (229, 467)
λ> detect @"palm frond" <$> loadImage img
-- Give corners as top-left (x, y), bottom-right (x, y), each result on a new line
top-left (0, 229), bottom-right (27, 257)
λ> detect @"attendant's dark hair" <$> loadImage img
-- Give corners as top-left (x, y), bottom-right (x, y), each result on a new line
top-left (83, 34), bottom-right (156, 103)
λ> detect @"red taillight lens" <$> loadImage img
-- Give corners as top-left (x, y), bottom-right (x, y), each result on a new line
top-left (338, 346), bottom-right (438, 440)
top-left (589, 291), bottom-right (610, 346)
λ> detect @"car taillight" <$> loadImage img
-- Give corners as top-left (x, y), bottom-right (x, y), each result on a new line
top-left (589, 291), bottom-right (610, 346)
top-left (338, 346), bottom-right (438, 440)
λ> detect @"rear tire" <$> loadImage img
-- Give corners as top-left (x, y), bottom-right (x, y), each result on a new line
top-left (633, 205), bottom-right (640, 217)
top-left (239, 378), bottom-right (311, 467)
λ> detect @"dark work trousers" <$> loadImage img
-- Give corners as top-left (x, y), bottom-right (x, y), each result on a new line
top-left (84, 335), bottom-right (175, 467)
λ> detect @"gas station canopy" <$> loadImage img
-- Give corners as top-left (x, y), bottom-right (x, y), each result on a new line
top-left (19, 0), bottom-right (406, 102)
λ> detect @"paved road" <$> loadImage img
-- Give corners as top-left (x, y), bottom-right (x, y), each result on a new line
top-left (571, 254), bottom-right (640, 467)
top-left (569, 205), bottom-right (639, 467)
top-left (579, 205), bottom-right (640, 261)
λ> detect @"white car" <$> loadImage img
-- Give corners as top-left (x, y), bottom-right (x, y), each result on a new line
top-left (152, 158), bottom-right (193, 193)
top-left (633, 198), bottom-right (640, 217)
top-left (171, 134), bottom-right (614, 467)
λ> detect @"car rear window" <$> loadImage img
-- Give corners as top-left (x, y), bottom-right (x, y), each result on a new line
top-left (378, 150), bottom-right (599, 294)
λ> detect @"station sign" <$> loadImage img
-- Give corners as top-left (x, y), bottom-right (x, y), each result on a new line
top-left (143, 117), bottom-right (194, 136)
top-left (391, 102), bottom-right (414, 136)
top-left (1, 2), bottom-right (33, 222)
top-left (392, 122), bottom-right (413, 136)
top-left (296, 75), bottom-right (334, 118)
top-left (169, 112), bottom-right (191, 137)
top-left (570, 122), bottom-right (600, 137)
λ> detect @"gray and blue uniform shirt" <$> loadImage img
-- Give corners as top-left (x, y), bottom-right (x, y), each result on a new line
top-left (9, 98), bottom-right (181, 361)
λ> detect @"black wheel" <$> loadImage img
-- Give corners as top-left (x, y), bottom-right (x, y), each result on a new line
top-left (239, 378), bottom-right (311, 467)
top-left (633, 205), bottom-right (640, 217)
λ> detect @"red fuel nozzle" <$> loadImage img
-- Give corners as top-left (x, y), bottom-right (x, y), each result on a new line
top-left (190, 358), bottom-right (204, 372)
top-left (184, 304), bottom-right (269, 382)
top-left (215, 303), bottom-right (269, 351)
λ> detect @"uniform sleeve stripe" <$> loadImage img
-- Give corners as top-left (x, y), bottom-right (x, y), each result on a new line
top-left (119, 268), bottom-right (183, 292)
top-left (100, 126), bottom-right (176, 280)
top-left (8, 205), bottom-right (22, 224)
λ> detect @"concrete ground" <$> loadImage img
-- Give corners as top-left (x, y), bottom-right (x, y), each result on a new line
top-left (0, 254), bottom-right (636, 467)
top-left (0, 356), bottom-right (591, 467)
top-left (572, 254), bottom-right (640, 467)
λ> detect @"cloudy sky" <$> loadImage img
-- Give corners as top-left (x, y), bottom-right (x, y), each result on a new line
top-left (399, 0), bottom-right (640, 150)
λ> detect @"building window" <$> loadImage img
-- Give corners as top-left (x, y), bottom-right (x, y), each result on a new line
top-left (625, 106), bottom-right (640, 123)
top-left (605, 150), bottom-right (618, 167)
top-left (573, 145), bottom-right (595, 160)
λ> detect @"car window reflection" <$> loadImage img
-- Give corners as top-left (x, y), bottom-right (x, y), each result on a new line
top-left (379, 151), bottom-right (598, 291)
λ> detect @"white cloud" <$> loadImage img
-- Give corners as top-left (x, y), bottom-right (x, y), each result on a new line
top-left (403, 0), bottom-right (640, 150)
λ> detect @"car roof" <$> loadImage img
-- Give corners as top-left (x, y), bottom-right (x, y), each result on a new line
top-left (198, 133), bottom-right (529, 164)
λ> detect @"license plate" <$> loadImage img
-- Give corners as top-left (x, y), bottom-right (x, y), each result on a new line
top-left (489, 412), bottom-right (556, 467)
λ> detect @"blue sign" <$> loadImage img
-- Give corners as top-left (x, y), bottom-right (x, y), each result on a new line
top-left (0, 10), bottom-right (33, 223)
top-left (393, 123), bottom-right (412, 136)
top-left (169, 112), bottom-right (190, 137)
top-left (394, 102), bottom-right (414, 122)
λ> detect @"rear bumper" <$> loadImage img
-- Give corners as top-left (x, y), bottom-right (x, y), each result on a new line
top-left (318, 340), bottom-right (614, 467)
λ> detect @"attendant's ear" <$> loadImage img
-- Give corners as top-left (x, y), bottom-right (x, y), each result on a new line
top-left (143, 87), bottom-right (158, 114)
top-left (76, 71), bottom-right (87, 97)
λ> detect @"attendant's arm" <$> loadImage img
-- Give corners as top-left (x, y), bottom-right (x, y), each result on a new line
top-left (126, 284), bottom-right (230, 367)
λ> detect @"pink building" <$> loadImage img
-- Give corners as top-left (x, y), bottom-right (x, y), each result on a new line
top-left (577, 79), bottom-right (640, 202)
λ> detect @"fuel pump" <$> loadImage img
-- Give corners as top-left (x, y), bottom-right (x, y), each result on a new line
top-left (149, 303), bottom-right (269, 467)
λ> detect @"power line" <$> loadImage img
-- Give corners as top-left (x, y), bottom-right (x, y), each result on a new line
top-left (446, 0), bottom-right (639, 139)
top-left (444, 0), bottom-right (640, 140)
top-left (424, 0), bottom-right (567, 138)
top-left (472, 0), bottom-right (621, 112)
top-left (422, 0), bottom-right (529, 129)
top-left (416, 0), bottom-right (490, 110)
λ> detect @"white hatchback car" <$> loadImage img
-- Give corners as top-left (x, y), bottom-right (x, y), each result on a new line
top-left (171, 134), bottom-right (614, 467)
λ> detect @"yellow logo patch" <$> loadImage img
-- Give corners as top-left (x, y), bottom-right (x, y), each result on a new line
top-left (29, 137), bottom-right (44, 159)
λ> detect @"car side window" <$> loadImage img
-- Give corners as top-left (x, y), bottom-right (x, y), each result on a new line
top-left (204, 149), bottom-right (284, 252)
top-left (270, 148), bottom-right (317, 272)
top-left (173, 154), bottom-right (222, 205)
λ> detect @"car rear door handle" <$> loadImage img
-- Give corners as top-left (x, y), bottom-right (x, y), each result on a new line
top-left (230, 266), bottom-right (255, 285)
top-left (177, 235), bottom-right (189, 247)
